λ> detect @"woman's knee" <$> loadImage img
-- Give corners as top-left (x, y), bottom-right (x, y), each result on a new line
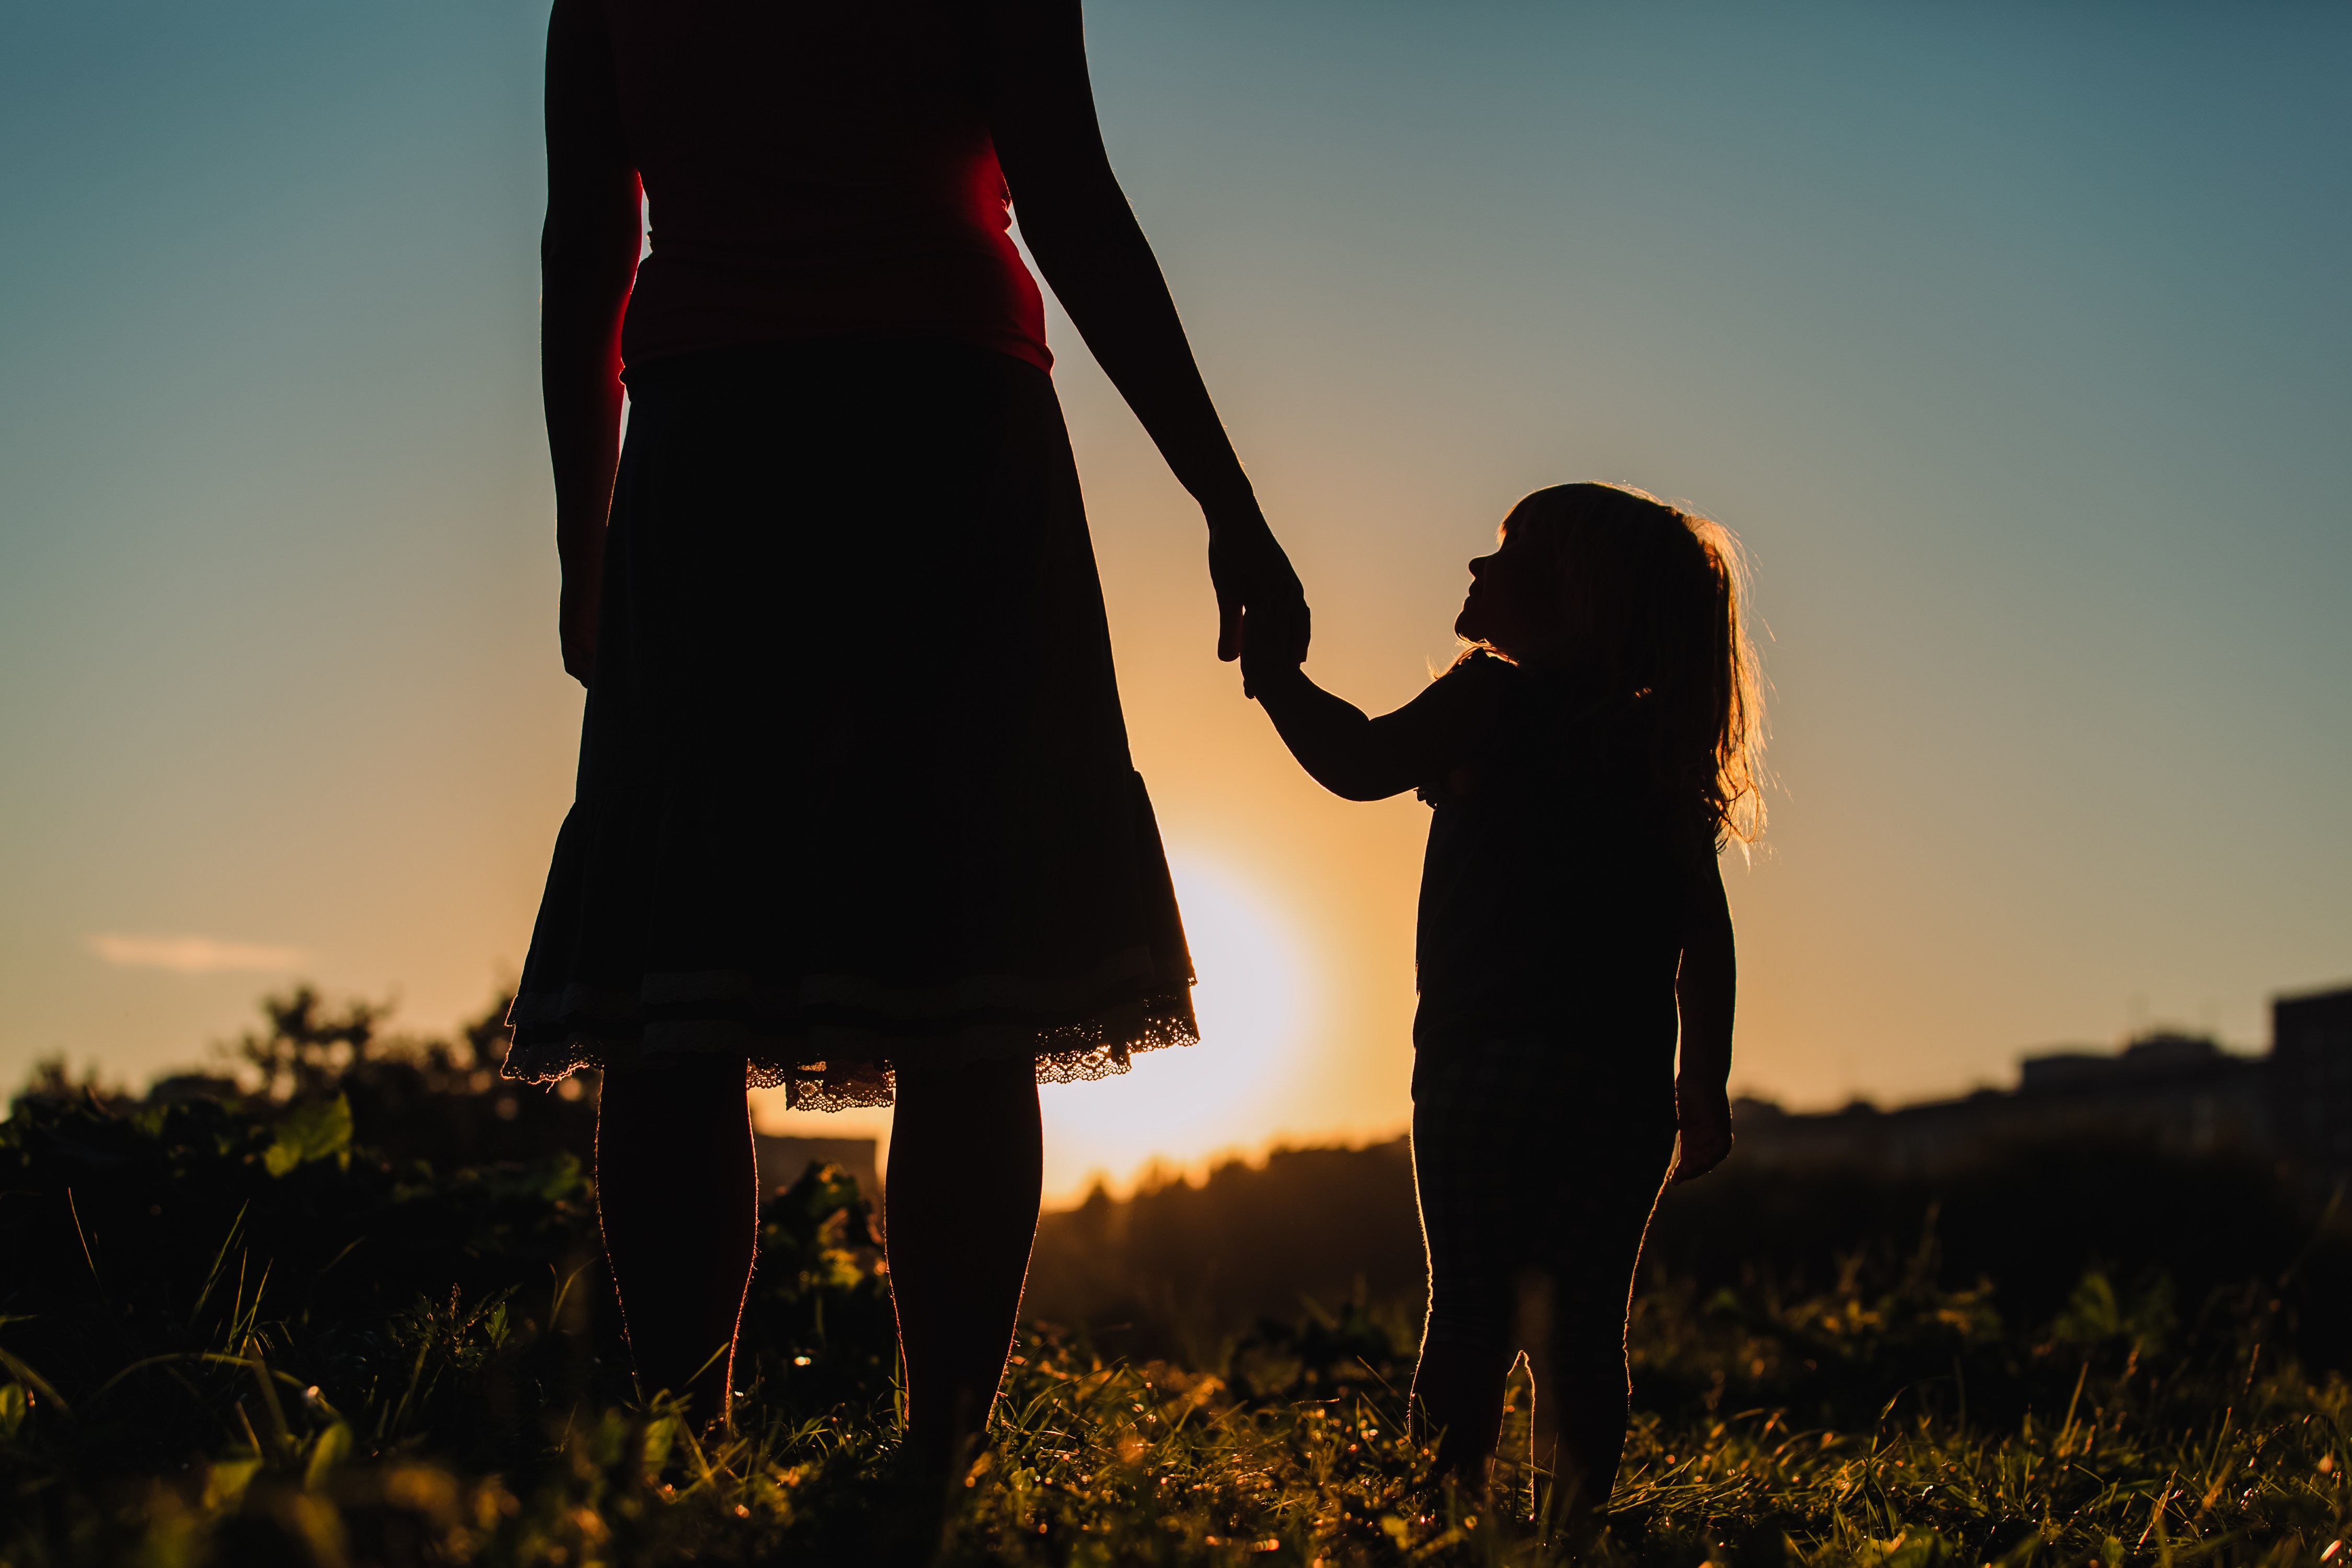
top-left (598, 1053), bottom-right (748, 1132)
top-left (894, 1052), bottom-right (1038, 1110)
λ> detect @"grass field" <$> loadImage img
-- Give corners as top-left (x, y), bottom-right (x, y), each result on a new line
top-left (2, 995), bottom-right (2347, 1566)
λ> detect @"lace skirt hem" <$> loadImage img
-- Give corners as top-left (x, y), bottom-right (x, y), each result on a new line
top-left (499, 991), bottom-right (1196, 1111)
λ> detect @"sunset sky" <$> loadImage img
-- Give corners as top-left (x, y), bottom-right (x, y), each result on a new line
top-left (3, 2), bottom-right (2346, 1202)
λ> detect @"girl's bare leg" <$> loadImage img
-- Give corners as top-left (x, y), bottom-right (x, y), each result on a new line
top-left (595, 1054), bottom-right (758, 1429)
top-left (1410, 1337), bottom-right (1514, 1485)
top-left (885, 1054), bottom-right (1043, 1473)
top-left (1524, 1306), bottom-right (1633, 1520)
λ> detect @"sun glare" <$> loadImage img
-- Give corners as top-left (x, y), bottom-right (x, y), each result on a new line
top-left (750, 854), bottom-right (1319, 1205)
top-left (1035, 855), bottom-right (1314, 1204)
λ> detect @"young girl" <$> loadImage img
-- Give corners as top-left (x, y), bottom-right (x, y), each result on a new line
top-left (1242, 482), bottom-right (1762, 1513)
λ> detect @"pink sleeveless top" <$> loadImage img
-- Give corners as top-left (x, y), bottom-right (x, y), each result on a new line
top-left (601, 0), bottom-right (1052, 374)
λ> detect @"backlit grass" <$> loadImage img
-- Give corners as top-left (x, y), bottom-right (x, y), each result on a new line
top-left (2, 1005), bottom-right (2347, 1565)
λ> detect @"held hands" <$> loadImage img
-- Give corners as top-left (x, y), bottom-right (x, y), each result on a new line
top-left (1669, 1077), bottom-right (1734, 1184)
top-left (1206, 504), bottom-right (1309, 688)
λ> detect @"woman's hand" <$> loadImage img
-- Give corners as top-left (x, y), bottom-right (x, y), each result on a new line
top-left (559, 554), bottom-right (603, 686)
top-left (1669, 1079), bottom-right (1733, 1184)
top-left (1208, 506), bottom-right (1310, 668)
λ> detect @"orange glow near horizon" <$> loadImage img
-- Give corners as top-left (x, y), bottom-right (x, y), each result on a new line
top-left (5, 4), bottom-right (2344, 1206)
top-left (755, 854), bottom-right (1344, 1208)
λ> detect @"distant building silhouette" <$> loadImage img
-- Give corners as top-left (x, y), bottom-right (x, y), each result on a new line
top-left (1732, 983), bottom-right (2352, 1189)
top-left (2272, 984), bottom-right (2352, 1187)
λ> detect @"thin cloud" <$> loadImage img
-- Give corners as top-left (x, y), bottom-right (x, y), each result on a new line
top-left (87, 933), bottom-right (307, 975)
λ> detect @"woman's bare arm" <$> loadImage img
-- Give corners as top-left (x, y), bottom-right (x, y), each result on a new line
top-left (1669, 855), bottom-right (1736, 1183)
top-left (972, 0), bottom-right (1306, 665)
top-left (541, 0), bottom-right (642, 684)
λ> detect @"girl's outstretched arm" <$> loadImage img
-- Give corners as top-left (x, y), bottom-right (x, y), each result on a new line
top-left (971, 0), bottom-right (1306, 666)
top-left (1669, 855), bottom-right (1736, 1183)
top-left (1246, 661), bottom-right (1488, 802)
top-left (541, 0), bottom-right (642, 685)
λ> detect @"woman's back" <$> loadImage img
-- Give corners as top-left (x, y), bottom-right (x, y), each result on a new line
top-left (602, 0), bottom-right (1050, 370)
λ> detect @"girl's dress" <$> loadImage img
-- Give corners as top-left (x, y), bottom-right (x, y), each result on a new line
top-left (501, 0), bottom-right (1196, 1107)
top-left (1407, 651), bottom-right (1711, 1367)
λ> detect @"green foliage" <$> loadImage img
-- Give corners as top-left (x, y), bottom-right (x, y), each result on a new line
top-left (264, 1093), bottom-right (354, 1175)
top-left (3, 990), bottom-right (2350, 1564)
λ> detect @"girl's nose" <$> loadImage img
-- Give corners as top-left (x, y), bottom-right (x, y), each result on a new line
top-left (1468, 554), bottom-right (1491, 577)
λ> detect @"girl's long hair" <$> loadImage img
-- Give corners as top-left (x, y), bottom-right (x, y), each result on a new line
top-left (1501, 482), bottom-right (1767, 846)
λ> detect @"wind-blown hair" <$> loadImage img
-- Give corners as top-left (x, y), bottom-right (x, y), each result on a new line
top-left (1493, 482), bottom-right (1766, 847)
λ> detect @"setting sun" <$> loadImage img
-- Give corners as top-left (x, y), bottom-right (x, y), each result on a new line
top-left (1035, 854), bottom-right (1318, 1202)
top-left (749, 854), bottom-right (1325, 1204)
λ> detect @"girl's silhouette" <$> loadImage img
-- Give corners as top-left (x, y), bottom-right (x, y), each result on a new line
top-left (1242, 483), bottom-right (1762, 1517)
top-left (506, 0), bottom-right (1307, 1479)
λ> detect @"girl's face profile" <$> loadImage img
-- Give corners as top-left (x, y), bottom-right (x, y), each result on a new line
top-left (1455, 518), bottom-right (1564, 665)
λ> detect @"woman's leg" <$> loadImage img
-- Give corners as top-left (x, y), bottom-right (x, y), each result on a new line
top-left (885, 1053), bottom-right (1043, 1471)
top-left (595, 1054), bottom-right (757, 1429)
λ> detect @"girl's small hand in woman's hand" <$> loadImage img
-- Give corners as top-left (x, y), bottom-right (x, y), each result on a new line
top-left (1669, 1080), bottom-right (1734, 1184)
top-left (1237, 608), bottom-right (1309, 700)
top-left (1207, 506), bottom-right (1309, 668)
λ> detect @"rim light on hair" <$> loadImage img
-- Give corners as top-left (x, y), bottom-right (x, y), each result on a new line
top-left (1477, 482), bottom-right (1767, 851)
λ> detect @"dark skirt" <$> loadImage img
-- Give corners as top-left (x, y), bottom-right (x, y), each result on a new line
top-left (503, 335), bottom-right (1197, 1109)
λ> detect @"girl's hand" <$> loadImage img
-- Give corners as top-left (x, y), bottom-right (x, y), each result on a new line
top-left (1669, 1079), bottom-right (1733, 1184)
top-left (1208, 507), bottom-right (1310, 667)
top-left (1238, 627), bottom-right (1305, 699)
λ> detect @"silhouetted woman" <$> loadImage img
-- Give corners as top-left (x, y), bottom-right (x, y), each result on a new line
top-left (503, 0), bottom-right (1307, 1473)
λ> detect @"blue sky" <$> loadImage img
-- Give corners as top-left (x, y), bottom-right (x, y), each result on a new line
top-left (3, 1), bottom-right (2345, 1196)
